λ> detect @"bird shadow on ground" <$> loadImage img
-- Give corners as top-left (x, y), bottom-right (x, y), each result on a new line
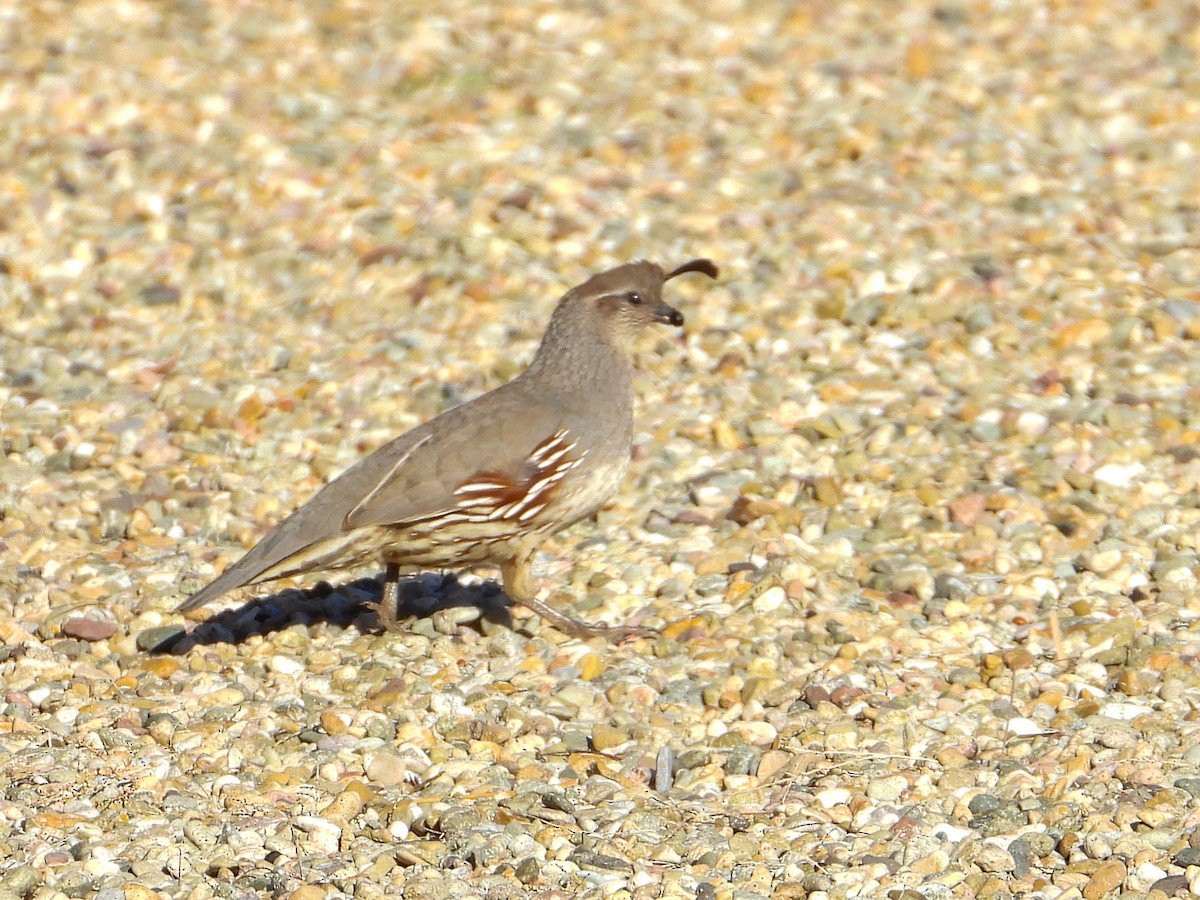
top-left (152, 572), bottom-right (517, 653)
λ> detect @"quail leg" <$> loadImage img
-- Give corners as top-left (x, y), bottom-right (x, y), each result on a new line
top-left (376, 562), bottom-right (402, 624)
top-left (501, 557), bottom-right (658, 642)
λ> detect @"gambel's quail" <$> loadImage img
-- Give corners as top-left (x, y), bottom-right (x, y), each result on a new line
top-left (179, 258), bottom-right (719, 639)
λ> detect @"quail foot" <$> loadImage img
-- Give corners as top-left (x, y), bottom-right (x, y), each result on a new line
top-left (179, 258), bottom-right (718, 640)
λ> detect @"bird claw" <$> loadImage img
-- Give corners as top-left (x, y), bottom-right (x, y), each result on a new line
top-left (590, 623), bottom-right (661, 644)
top-left (519, 594), bottom-right (658, 643)
top-left (370, 602), bottom-right (412, 634)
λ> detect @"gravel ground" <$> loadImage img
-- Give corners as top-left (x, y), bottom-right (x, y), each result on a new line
top-left (3, 1), bottom-right (1200, 898)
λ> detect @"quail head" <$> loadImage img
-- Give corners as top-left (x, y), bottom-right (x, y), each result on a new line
top-left (179, 258), bottom-right (719, 639)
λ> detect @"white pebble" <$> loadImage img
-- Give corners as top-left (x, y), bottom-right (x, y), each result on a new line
top-left (866, 775), bottom-right (907, 802)
top-left (823, 536), bottom-right (855, 558)
top-left (1030, 576), bottom-right (1060, 599)
top-left (751, 586), bottom-right (786, 613)
top-left (1099, 701), bottom-right (1151, 721)
top-left (1083, 832), bottom-right (1115, 859)
top-left (732, 720), bottom-right (777, 746)
top-left (1093, 462), bottom-right (1143, 488)
top-left (1129, 862), bottom-right (1168, 892)
top-left (83, 859), bottom-right (122, 877)
top-left (270, 655), bottom-right (305, 676)
top-left (293, 816), bottom-right (342, 854)
top-left (1005, 717), bottom-right (1051, 737)
top-left (1160, 567), bottom-right (1198, 591)
top-left (932, 824), bottom-right (972, 843)
top-left (815, 788), bottom-right (851, 809)
top-left (1015, 411), bottom-right (1048, 437)
top-left (968, 335), bottom-right (994, 357)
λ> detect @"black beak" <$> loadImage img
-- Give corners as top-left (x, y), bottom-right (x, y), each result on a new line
top-left (654, 304), bottom-right (684, 327)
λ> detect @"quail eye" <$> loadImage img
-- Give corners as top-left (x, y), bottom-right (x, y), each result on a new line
top-left (626, 291), bottom-right (643, 305)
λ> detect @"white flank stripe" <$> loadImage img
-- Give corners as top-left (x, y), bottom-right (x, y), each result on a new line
top-left (506, 496), bottom-right (534, 517)
top-left (534, 440), bottom-right (577, 466)
top-left (455, 481), bottom-right (508, 495)
top-left (518, 503), bottom-right (547, 522)
top-left (529, 430), bottom-right (572, 462)
top-left (455, 496), bottom-right (497, 509)
top-left (526, 471), bottom-right (565, 496)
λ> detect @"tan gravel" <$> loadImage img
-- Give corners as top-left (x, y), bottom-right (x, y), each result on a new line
top-left (3, 1), bottom-right (1200, 898)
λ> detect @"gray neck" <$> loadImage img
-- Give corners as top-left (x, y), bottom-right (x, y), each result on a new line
top-left (523, 318), bottom-right (634, 416)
